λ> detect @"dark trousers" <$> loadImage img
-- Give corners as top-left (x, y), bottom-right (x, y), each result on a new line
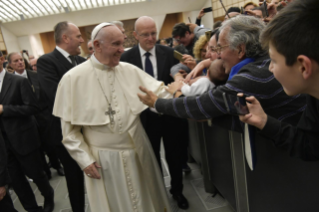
top-left (0, 190), bottom-right (18, 212)
top-left (55, 144), bottom-right (85, 212)
top-left (7, 147), bottom-right (53, 212)
top-left (141, 110), bottom-right (189, 195)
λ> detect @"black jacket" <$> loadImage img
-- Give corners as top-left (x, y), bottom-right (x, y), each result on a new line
top-left (121, 44), bottom-right (178, 85)
top-left (0, 72), bottom-right (40, 155)
top-left (0, 130), bottom-right (10, 187)
top-left (261, 95), bottom-right (319, 161)
top-left (37, 48), bottom-right (86, 145)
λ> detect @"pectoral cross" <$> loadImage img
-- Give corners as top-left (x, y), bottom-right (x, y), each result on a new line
top-left (105, 105), bottom-right (116, 125)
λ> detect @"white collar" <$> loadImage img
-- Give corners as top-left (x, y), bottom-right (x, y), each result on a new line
top-left (138, 44), bottom-right (156, 58)
top-left (56, 46), bottom-right (71, 59)
top-left (0, 68), bottom-right (6, 81)
top-left (91, 54), bottom-right (112, 70)
top-left (15, 69), bottom-right (28, 78)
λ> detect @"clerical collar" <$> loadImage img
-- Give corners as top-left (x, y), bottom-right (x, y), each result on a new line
top-left (15, 69), bottom-right (28, 78)
top-left (138, 44), bottom-right (156, 59)
top-left (91, 53), bottom-right (112, 70)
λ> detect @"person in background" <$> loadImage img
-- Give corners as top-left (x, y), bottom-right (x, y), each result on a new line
top-left (121, 16), bottom-right (190, 210)
top-left (30, 58), bottom-right (38, 71)
top-left (37, 21), bottom-right (86, 212)
top-left (87, 40), bottom-right (94, 59)
top-left (244, 2), bottom-right (258, 10)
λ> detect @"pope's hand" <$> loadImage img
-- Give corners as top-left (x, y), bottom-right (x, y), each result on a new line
top-left (84, 162), bottom-right (101, 179)
top-left (137, 86), bottom-right (158, 108)
top-left (237, 94), bottom-right (268, 130)
top-left (0, 186), bottom-right (6, 201)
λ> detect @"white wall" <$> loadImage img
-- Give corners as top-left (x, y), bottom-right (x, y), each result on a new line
top-left (29, 34), bottom-right (44, 58)
top-left (0, 26), bottom-right (20, 53)
top-left (18, 36), bottom-right (33, 57)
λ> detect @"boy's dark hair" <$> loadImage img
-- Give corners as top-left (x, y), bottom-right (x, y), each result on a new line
top-left (227, 7), bottom-right (241, 14)
top-left (172, 23), bottom-right (190, 38)
top-left (260, 0), bottom-right (319, 66)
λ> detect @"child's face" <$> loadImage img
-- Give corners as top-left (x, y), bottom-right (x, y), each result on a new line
top-left (268, 43), bottom-right (305, 96)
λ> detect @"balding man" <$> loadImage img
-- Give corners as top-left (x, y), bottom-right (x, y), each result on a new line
top-left (37, 21), bottom-right (86, 212)
top-left (121, 16), bottom-right (189, 209)
top-left (53, 22), bottom-right (172, 212)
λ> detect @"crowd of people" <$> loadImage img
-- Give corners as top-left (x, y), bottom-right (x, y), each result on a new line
top-left (0, 0), bottom-right (318, 211)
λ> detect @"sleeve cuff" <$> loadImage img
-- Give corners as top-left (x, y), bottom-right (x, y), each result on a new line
top-left (259, 115), bottom-right (281, 139)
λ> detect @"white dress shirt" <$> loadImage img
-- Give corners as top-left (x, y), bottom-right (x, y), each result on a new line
top-left (0, 69), bottom-right (6, 93)
top-left (56, 46), bottom-right (73, 64)
top-left (15, 69), bottom-right (28, 79)
top-left (138, 44), bottom-right (158, 79)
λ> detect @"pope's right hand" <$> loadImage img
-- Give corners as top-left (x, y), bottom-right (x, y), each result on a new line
top-left (84, 162), bottom-right (101, 179)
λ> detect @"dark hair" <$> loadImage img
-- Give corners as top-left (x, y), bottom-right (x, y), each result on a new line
top-left (227, 7), bottom-right (241, 14)
top-left (260, 0), bottom-right (319, 65)
top-left (0, 51), bottom-right (3, 57)
top-left (172, 23), bottom-right (190, 38)
top-left (54, 21), bottom-right (69, 44)
top-left (174, 45), bottom-right (189, 55)
top-left (213, 21), bottom-right (222, 30)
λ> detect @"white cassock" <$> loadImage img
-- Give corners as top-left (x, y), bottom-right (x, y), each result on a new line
top-left (53, 55), bottom-right (172, 212)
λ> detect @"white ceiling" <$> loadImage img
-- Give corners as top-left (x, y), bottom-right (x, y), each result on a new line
top-left (0, 0), bottom-right (209, 37)
top-left (0, 0), bottom-right (147, 23)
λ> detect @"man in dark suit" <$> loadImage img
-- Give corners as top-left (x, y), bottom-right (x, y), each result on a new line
top-left (8, 52), bottom-right (65, 179)
top-left (121, 16), bottom-right (189, 210)
top-left (0, 129), bottom-right (17, 212)
top-left (0, 51), bottom-right (54, 212)
top-left (37, 21), bottom-right (86, 212)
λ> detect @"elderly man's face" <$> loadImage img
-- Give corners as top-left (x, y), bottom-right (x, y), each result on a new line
top-left (67, 24), bottom-right (84, 55)
top-left (30, 59), bottom-right (37, 71)
top-left (217, 28), bottom-right (242, 74)
top-left (134, 20), bottom-right (157, 52)
top-left (87, 41), bottom-right (94, 55)
top-left (10, 53), bottom-right (25, 73)
top-left (100, 26), bottom-right (125, 67)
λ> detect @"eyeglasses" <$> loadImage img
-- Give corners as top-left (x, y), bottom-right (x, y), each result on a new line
top-left (138, 32), bottom-right (157, 38)
top-left (216, 45), bottom-right (230, 55)
top-left (88, 47), bottom-right (93, 50)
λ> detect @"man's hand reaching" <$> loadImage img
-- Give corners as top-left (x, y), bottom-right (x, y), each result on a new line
top-left (138, 86), bottom-right (159, 108)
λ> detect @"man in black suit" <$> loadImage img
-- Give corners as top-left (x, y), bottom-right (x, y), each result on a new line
top-left (121, 16), bottom-right (189, 210)
top-left (37, 21), bottom-right (86, 212)
top-left (8, 52), bottom-right (65, 179)
top-left (0, 51), bottom-right (54, 212)
top-left (0, 129), bottom-right (17, 212)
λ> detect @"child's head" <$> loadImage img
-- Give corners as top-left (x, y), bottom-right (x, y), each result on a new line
top-left (208, 59), bottom-right (228, 86)
top-left (260, 0), bottom-right (319, 96)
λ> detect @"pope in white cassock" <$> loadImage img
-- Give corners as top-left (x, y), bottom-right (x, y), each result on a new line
top-left (53, 23), bottom-right (173, 212)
